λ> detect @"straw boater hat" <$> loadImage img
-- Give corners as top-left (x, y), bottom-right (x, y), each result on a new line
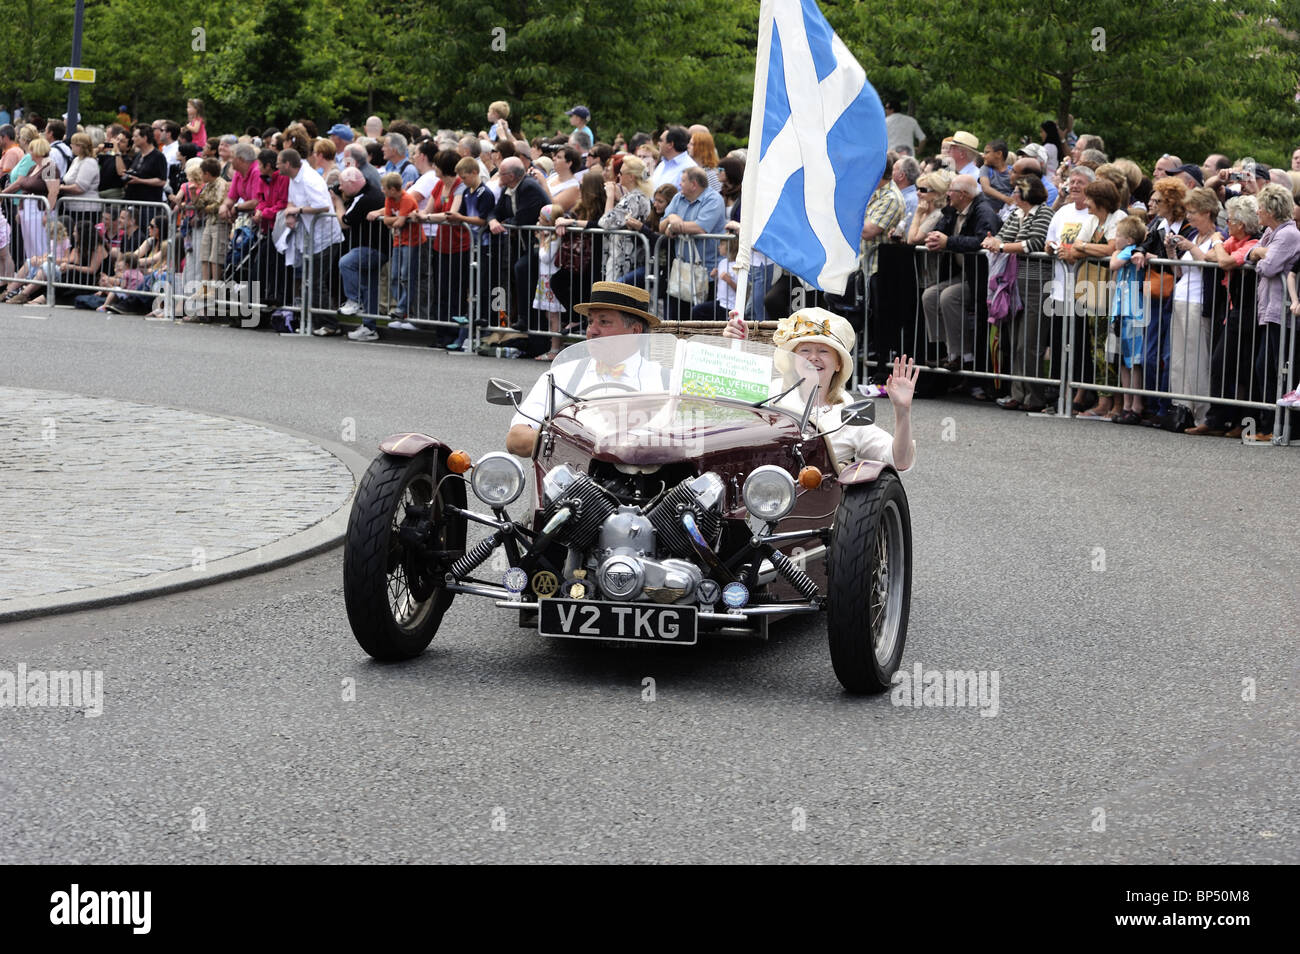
top-left (945, 130), bottom-right (980, 152)
top-left (771, 307), bottom-right (856, 400)
top-left (573, 281), bottom-right (660, 329)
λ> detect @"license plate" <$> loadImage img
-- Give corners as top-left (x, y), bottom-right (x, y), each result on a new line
top-left (538, 599), bottom-right (698, 645)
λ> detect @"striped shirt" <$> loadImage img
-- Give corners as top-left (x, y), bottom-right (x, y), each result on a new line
top-left (861, 181), bottom-right (904, 275)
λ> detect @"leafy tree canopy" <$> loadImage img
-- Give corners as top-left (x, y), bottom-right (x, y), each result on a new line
top-left (2, 0), bottom-right (1297, 169)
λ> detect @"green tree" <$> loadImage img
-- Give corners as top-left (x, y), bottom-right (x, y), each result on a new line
top-left (188, 0), bottom-right (318, 129)
top-left (0, 0), bottom-right (73, 120)
top-left (81, 0), bottom-right (205, 126)
top-left (403, 0), bottom-right (756, 147)
top-left (830, 0), bottom-right (1300, 168)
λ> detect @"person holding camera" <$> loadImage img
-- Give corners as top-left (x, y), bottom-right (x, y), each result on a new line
top-left (118, 124), bottom-right (167, 215)
top-left (96, 125), bottom-right (130, 199)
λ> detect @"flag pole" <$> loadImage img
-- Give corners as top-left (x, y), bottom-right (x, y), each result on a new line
top-left (733, 0), bottom-right (775, 328)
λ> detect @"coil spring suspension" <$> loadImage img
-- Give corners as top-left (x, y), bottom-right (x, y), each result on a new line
top-left (769, 548), bottom-right (820, 601)
top-left (450, 533), bottom-right (501, 578)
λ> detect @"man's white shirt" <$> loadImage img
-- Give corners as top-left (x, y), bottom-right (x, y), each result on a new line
top-left (511, 351), bottom-right (665, 430)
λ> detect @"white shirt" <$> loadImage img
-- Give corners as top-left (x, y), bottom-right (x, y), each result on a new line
top-left (162, 141), bottom-right (179, 166)
top-left (410, 169), bottom-right (439, 237)
top-left (288, 165), bottom-right (343, 251)
top-left (885, 113), bottom-right (925, 152)
top-left (1174, 235), bottom-right (1215, 303)
top-left (715, 259), bottom-right (736, 310)
top-left (651, 152), bottom-right (697, 191)
top-left (777, 393), bottom-right (913, 473)
top-left (1045, 202), bottom-right (1097, 300)
top-left (510, 352), bottom-right (666, 430)
top-left (48, 140), bottom-right (71, 177)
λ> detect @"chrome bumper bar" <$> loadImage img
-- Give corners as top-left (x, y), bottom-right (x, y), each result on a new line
top-left (492, 599), bottom-right (821, 621)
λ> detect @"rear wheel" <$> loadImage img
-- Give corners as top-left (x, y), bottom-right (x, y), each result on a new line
top-left (343, 450), bottom-right (465, 660)
top-left (827, 473), bottom-right (911, 693)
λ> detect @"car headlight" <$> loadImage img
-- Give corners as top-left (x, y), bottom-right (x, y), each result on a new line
top-left (742, 465), bottom-right (797, 522)
top-left (471, 452), bottom-right (526, 507)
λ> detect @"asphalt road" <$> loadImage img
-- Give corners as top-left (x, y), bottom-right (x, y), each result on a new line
top-left (1, 305), bottom-right (1295, 864)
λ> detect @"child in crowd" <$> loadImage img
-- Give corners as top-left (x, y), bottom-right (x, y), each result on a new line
top-left (1280, 274), bottom-right (1300, 407)
top-left (0, 207), bottom-right (13, 278)
top-left (486, 101), bottom-right (510, 143)
top-left (1108, 214), bottom-right (1149, 424)
top-left (692, 236), bottom-right (737, 320)
top-left (90, 252), bottom-right (146, 313)
top-left (2, 221), bottom-right (70, 301)
top-left (445, 157), bottom-right (493, 350)
top-left (446, 157), bottom-right (491, 246)
top-left (368, 171), bottom-right (425, 325)
top-left (192, 157), bottom-right (230, 314)
top-left (532, 206), bottom-right (565, 359)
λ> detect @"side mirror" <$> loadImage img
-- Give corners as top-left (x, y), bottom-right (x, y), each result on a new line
top-left (842, 399), bottom-right (875, 427)
top-left (486, 378), bottom-right (522, 407)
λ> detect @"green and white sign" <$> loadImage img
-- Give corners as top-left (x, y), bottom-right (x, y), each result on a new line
top-left (678, 342), bottom-right (773, 404)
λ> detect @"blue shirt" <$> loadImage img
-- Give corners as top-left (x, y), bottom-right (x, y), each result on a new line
top-left (384, 158), bottom-right (418, 189)
top-left (462, 183), bottom-right (493, 245)
top-left (664, 188), bottom-right (727, 269)
top-left (651, 152), bottom-right (698, 191)
top-left (900, 184), bottom-right (918, 234)
top-left (0, 110), bottom-right (10, 127)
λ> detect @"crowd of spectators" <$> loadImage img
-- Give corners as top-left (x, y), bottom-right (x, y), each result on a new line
top-left (871, 106), bottom-right (1300, 439)
top-left (0, 97), bottom-right (1296, 436)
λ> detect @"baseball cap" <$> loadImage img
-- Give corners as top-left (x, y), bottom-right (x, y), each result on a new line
top-left (1173, 163), bottom-right (1204, 185)
top-left (565, 105), bottom-right (590, 121)
top-left (327, 123), bottom-right (355, 142)
top-left (1020, 142), bottom-right (1047, 164)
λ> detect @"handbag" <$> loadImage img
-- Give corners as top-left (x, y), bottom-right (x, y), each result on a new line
top-left (15, 160), bottom-right (50, 194)
top-left (1074, 259), bottom-right (1111, 316)
top-left (554, 231), bottom-right (592, 273)
top-left (667, 257), bottom-right (709, 304)
top-left (1072, 223), bottom-right (1111, 316)
top-left (1145, 268), bottom-right (1175, 299)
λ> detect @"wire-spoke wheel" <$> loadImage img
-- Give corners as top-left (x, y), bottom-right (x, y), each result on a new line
top-left (827, 473), bottom-right (912, 693)
top-left (343, 450), bottom-right (466, 660)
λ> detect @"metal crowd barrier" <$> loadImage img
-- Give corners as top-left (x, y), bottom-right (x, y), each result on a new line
top-left (35, 197), bottom-right (181, 319)
top-left (491, 224), bottom-right (653, 351)
top-left (859, 242), bottom-right (1293, 443)
top-left (647, 230), bottom-right (738, 323)
top-left (1, 193), bottom-right (55, 303)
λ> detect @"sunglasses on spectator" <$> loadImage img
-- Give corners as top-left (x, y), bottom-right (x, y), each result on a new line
top-left (917, 187), bottom-right (934, 194)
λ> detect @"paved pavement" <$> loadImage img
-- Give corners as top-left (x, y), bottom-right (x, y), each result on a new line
top-left (0, 303), bottom-right (1296, 864)
top-left (0, 385), bottom-right (356, 619)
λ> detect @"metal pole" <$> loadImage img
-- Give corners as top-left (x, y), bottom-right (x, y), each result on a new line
top-left (65, 0), bottom-right (86, 141)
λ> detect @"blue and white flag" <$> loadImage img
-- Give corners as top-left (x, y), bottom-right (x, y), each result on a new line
top-left (738, 0), bottom-right (887, 295)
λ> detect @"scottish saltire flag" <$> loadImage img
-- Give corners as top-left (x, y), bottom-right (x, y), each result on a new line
top-left (738, 0), bottom-right (887, 295)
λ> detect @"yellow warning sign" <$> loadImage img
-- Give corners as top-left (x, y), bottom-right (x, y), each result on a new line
top-left (54, 67), bottom-right (96, 83)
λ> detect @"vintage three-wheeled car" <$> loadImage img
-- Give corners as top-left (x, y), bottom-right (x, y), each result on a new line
top-left (342, 333), bottom-right (911, 692)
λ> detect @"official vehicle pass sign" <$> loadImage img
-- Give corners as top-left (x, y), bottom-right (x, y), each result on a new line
top-left (679, 342), bottom-right (772, 404)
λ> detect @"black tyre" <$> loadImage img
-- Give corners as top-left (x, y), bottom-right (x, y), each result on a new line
top-left (827, 472), bottom-right (912, 693)
top-left (343, 450), bottom-right (466, 660)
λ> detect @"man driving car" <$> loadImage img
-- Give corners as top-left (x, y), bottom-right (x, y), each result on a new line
top-left (506, 282), bottom-right (662, 456)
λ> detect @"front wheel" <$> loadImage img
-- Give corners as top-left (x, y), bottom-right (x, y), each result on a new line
top-left (826, 472), bottom-right (912, 693)
top-left (343, 450), bottom-right (466, 660)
